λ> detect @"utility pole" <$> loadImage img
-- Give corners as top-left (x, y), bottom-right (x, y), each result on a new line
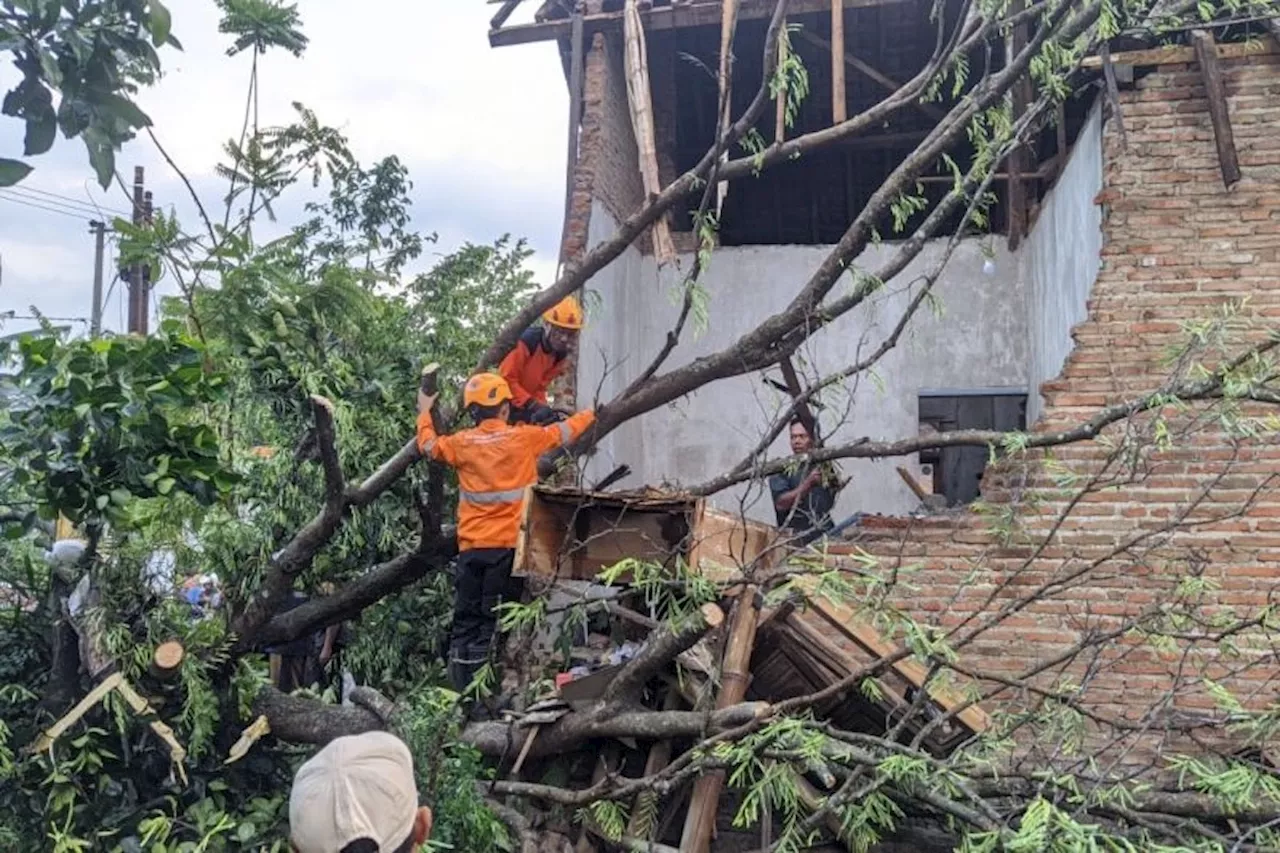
top-left (89, 220), bottom-right (105, 337)
top-left (127, 166), bottom-right (146, 335)
top-left (140, 189), bottom-right (153, 336)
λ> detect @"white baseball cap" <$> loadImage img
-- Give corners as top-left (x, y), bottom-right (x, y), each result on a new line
top-left (289, 731), bottom-right (418, 853)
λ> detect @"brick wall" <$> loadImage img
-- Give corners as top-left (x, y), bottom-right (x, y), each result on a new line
top-left (816, 55), bottom-right (1280, 767)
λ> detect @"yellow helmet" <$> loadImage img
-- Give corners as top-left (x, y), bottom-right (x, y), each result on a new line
top-left (462, 373), bottom-right (513, 409)
top-left (542, 295), bottom-right (584, 330)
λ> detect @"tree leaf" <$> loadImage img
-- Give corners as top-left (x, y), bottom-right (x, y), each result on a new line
top-left (0, 158), bottom-right (33, 187)
top-left (24, 109), bottom-right (56, 156)
top-left (83, 133), bottom-right (115, 190)
top-left (149, 0), bottom-right (172, 48)
top-left (100, 94), bottom-right (152, 129)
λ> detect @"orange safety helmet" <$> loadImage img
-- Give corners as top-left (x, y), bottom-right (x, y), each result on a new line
top-left (542, 296), bottom-right (584, 331)
top-left (462, 373), bottom-right (513, 409)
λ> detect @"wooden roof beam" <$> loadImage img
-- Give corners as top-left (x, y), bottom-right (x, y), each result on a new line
top-left (1080, 37), bottom-right (1277, 69)
top-left (489, 0), bottom-right (912, 48)
top-left (1191, 29), bottom-right (1242, 189)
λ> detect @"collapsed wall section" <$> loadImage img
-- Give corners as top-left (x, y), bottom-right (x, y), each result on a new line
top-left (831, 54), bottom-right (1280, 765)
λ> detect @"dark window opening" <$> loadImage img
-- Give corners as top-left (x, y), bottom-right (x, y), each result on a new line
top-left (649, 0), bottom-right (1098, 247)
top-left (918, 391), bottom-right (1027, 507)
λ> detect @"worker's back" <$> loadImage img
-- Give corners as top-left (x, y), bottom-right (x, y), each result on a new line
top-left (423, 414), bottom-right (592, 551)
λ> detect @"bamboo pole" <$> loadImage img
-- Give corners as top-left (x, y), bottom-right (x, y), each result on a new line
top-left (679, 585), bottom-right (761, 853)
top-left (623, 0), bottom-right (676, 265)
top-left (831, 0), bottom-right (846, 124)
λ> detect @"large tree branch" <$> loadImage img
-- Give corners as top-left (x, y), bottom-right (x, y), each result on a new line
top-left (688, 339), bottom-right (1280, 496)
top-left (462, 701), bottom-right (768, 761)
top-left (254, 685), bottom-right (397, 745)
top-left (253, 543), bottom-right (453, 649)
top-left (232, 399), bottom-right (424, 650)
top-left (604, 603), bottom-right (724, 703)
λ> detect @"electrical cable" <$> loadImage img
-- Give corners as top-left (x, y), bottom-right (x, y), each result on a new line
top-left (0, 188), bottom-right (127, 221)
top-left (4, 184), bottom-right (130, 218)
top-left (0, 191), bottom-right (90, 220)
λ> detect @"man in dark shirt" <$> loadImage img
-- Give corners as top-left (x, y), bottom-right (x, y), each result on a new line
top-left (769, 418), bottom-right (836, 536)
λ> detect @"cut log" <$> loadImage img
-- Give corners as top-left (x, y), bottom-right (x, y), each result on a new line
top-left (679, 585), bottom-right (761, 853)
top-left (150, 640), bottom-right (185, 679)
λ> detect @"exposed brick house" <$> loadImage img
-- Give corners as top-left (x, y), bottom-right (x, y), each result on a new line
top-left (492, 1), bottom-right (1280, 771)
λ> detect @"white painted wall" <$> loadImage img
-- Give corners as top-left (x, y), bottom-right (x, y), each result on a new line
top-left (578, 201), bottom-right (1028, 521)
top-left (1021, 104), bottom-right (1104, 425)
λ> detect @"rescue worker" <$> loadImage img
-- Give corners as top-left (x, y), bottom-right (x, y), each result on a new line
top-left (498, 295), bottom-right (584, 424)
top-left (416, 372), bottom-right (595, 708)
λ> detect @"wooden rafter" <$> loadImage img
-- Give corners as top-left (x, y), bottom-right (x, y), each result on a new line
top-left (490, 0), bottom-right (912, 47)
top-left (1080, 38), bottom-right (1277, 68)
top-left (796, 30), bottom-right (945, 120)
top-left (831, 0), bottom-right (847, 123)
top-left (1191, 29), bottom-right (1242, 189)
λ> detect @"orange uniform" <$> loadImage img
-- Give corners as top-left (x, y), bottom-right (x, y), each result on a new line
top-left (416, 410), bottom-right (596, 551)
top-left (498, 327), bottom-right (568, 410)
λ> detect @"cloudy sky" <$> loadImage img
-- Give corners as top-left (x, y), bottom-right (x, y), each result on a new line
top-left (0, 1), bottom-right (566, 336)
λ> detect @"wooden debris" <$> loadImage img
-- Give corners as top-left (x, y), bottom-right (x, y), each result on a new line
top-left (680, 585), bottom-right (761, 853)
top-left (1192, 29), bottom-right (1241, 189)
top-left (896, 466), bottom-right (930, 502)
top-left (623, 0), bottom-right (676, 265)
top-left (28, 673), bottom-right (123, 755)
top-left (114, 679), bottom-right (188, 784)
top-left (225, 714), bottom-right (272, 765)
top-left (796, 575), bottom-right (991, 735)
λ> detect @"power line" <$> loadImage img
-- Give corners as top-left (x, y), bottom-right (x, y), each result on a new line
top-left (0, 191), bottom-right (93, 220)
top-left (0, 188), bottom-right (125, 222)
top-left (4, 184), bottom-right (130, 219)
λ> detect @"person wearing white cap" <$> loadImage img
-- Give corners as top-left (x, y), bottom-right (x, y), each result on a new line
top-left (289, 731), bottom-right (433, 853)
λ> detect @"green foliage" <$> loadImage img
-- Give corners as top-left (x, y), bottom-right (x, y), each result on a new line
top-left (215, 0), bottom-right (307, 57)
top-left (0, 328), bottom-right (234, 529)
top-left (1, 0), bottom-right (179, 186)
top-left (397, 686), bottom-right (510, 851)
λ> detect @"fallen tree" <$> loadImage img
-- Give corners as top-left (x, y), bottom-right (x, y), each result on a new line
top-left (6, 0), bottom-right (1280, 849)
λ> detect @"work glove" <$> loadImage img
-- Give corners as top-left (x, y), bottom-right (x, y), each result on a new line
top-left (529, 404), bottom-right (565, 425)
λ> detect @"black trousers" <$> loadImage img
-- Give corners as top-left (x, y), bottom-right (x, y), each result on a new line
top-left (450, 548), bottom-right (516, 662)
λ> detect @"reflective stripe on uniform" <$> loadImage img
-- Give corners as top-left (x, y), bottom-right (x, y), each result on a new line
top-left (557, 421), bottom-right (571, 444)
top-left (421, 439), bottom-right (437, 455)
top-left (459, 487), bottom-right (526, 505)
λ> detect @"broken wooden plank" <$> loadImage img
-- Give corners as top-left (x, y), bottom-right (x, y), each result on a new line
top-left (795, 575), bottom-right (991, 735)
top-left (896, 466), bottom-right (930, 502)
top-left (1080, 38), bottom-right (1277, 69)
top-left (490, 0), bottom-right (913, 47)
top-left (680, 585), bottom-right (761, 853)
top-left (831, 0), bottom-right (847, 124)
top-left (624, 0), bottom-right (677, 265)
top-left (1191, 29), bottom-right (1242, 189)
top-left (28, 673), bottom-right (123, 754)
